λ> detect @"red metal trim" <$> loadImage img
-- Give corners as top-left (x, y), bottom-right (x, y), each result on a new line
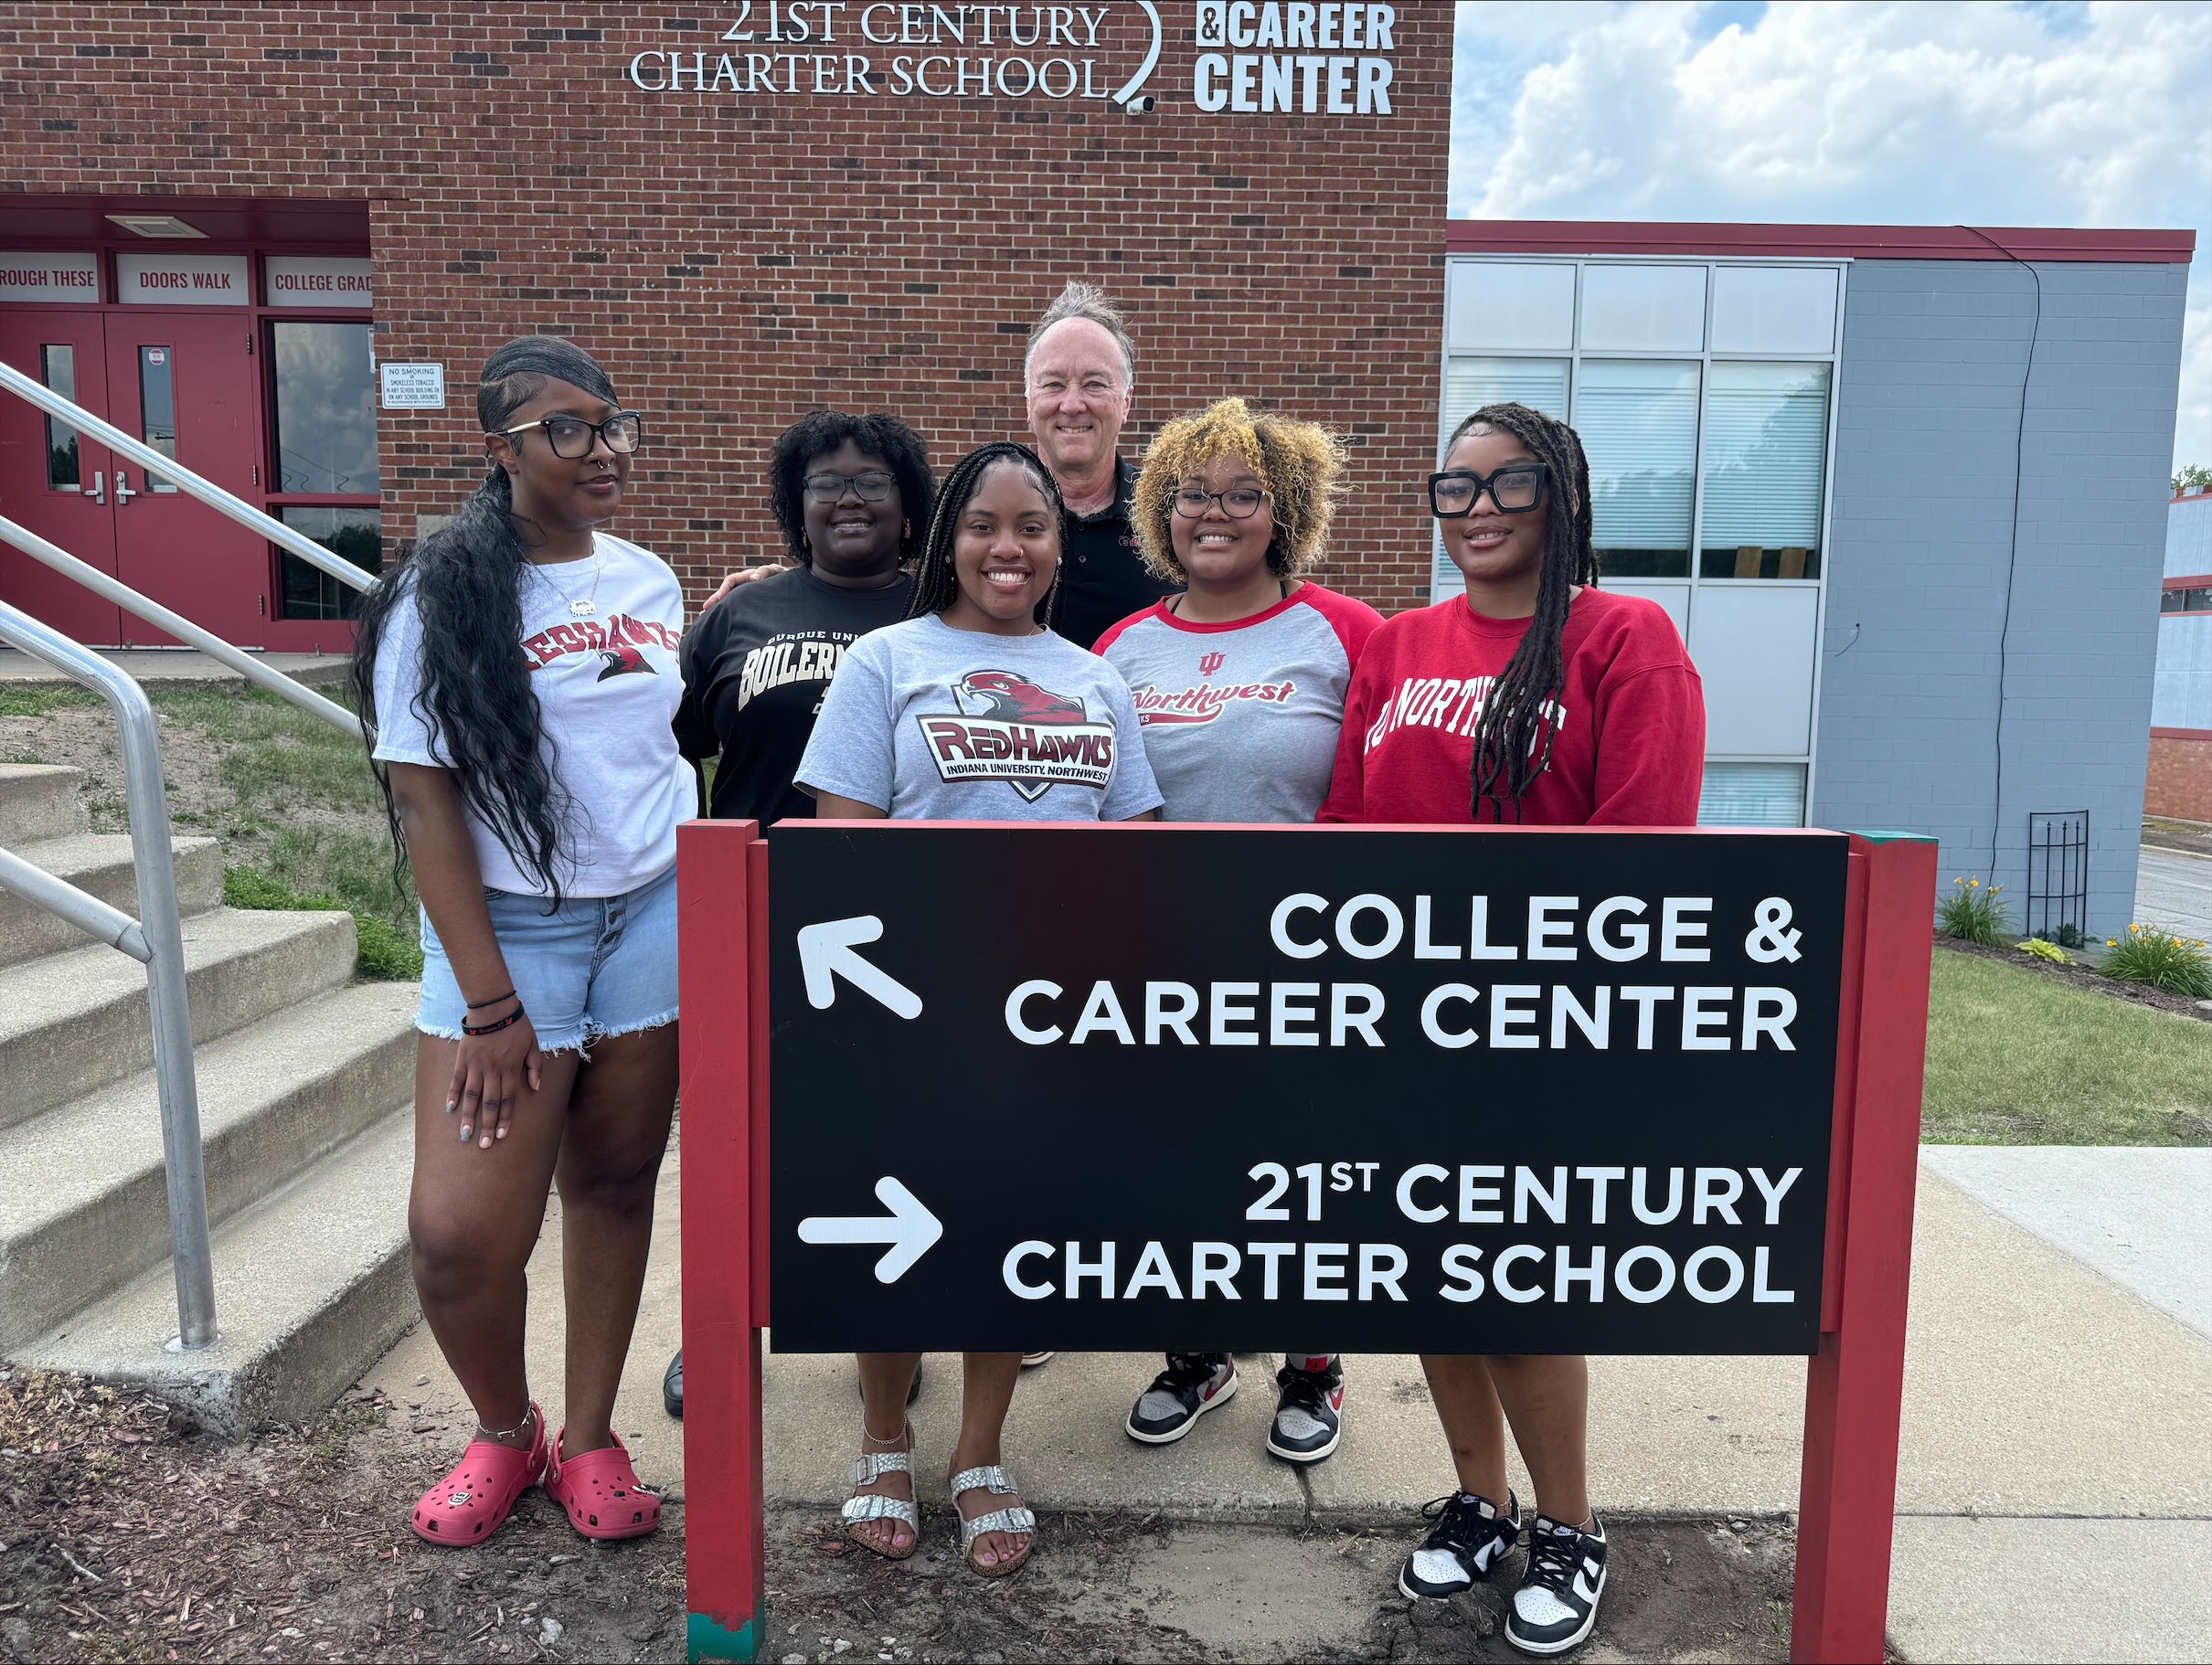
top-left (2151, 726), bottom-right (2212, 741)
top-left (2173, 492), bottom-right (2212, 506)
top-left (1446, 219), bottom-right (2196, 264)
top-left (1816, 849), bottom-right (1869, 1334)
top-left (1792, 835), bottom-right (1938, 1664)
top-left (678, 818), bottom-right (765, 1663)
top-left (2161, 574), bottom-right (2212, 590)
top-left (750, 833), bottom-right (773, 1319)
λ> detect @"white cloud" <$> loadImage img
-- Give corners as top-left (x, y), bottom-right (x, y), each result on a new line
top-left (1452, 0), bottom-right (2212, 471)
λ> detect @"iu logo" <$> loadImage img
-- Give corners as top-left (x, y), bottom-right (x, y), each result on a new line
top-left (1198, 652), bottom-right (1226, 678)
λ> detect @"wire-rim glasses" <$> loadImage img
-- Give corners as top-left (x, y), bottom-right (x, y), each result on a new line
top-left (1430, 462), bottom-right (1548, 518)
top-left (494, 411), bottom-right (644, 460)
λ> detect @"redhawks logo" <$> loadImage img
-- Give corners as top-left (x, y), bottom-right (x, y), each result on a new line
top-left (1199, 652), bottom-right (1226, 678)
top-left (595, 642), bottom-right (654, 681)
top-left (520, 612), bottom-right (678, 674)
top-left (918, 670), bottom-right (1117, 802)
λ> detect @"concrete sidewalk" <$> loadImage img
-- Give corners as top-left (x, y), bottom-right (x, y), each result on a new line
top-left (0, 647), bottom-right (349, 687)
top-left (359, 1143), bottom-right (2212, 1663)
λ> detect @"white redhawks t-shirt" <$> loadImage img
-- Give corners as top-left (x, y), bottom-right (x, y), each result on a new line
top-left (371, 533), bottom-right (690, 897)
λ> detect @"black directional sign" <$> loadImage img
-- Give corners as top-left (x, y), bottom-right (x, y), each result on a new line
top-left (768, 824), bottom-right (1848, 1355)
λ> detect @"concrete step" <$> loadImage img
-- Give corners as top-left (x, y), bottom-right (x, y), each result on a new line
top-left (0, 980), bottom-right (419, 1352)
top-left (0, 906), bottom-right (357, 1133)
top-left (0, 763), bottom-right (88, 844)
top-left (0, 831), bottom-right (226, 970)
top-left (17, 1106), bottom-right (418, 1436)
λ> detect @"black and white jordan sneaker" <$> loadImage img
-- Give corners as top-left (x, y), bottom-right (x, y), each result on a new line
top-left (1124, 1352), bottom-right (1237, 1443)
top-left (1505, 1511), bottom-right (1608, 1656)
top-left (1396, 1489), bottom-right (1523, 1599)
top-left (1265, 1355), bottom-right (1345, 1463)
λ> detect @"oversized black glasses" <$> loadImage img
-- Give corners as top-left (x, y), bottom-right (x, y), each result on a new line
top-left (803, 470), bottom-right (898, 504)
top-left (494, 411), bottom-right (643, 460)
top-left (1173, 486), bottom-right (1268, 519)
top-left (1430, 462), bottom-right (1548, 517)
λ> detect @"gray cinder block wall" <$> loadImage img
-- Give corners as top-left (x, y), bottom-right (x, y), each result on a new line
top-left (1813, 258), bottom-right (2190, 936)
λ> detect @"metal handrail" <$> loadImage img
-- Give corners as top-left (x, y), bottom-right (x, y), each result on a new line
top-left (0, 600), bottom-right (217, 1351)
top-left (0, 355), bottom-right (378, 599)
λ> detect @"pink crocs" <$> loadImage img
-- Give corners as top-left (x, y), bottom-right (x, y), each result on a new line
top-left (409, 1405), bottom-right (548, 1547)
top-left (543, 1426), bottom-right (662, 1541)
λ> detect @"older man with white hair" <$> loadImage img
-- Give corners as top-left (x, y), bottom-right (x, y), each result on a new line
top-left (1019, 280), bottom-right (1177, 650)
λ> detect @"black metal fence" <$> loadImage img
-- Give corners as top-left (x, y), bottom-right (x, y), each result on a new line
top-left (2026, 810), bottom-right (2090, 945)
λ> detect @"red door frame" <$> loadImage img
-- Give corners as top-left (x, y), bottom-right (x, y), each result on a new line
top-left (0, 238), bottom-right (373, 651)
top-left (0, 307), bottom-right (122, 643)
top-left (675, 824), bottom-right (1939, 1665)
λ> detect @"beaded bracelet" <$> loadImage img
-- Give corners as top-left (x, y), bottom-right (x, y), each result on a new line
top-left (462, 1003), bottom-right (526, 1037)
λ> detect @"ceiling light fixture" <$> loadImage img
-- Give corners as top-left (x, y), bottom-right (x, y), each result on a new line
top-left (105, 214), bottom-right (207, 239)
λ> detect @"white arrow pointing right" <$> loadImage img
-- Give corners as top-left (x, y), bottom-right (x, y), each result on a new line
top-left (796, 914), bottom-right (923, 1019)
top-left (798, 1176), bottom-right (944, 1283)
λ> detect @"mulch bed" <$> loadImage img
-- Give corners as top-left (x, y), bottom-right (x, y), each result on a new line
top-left (1933, 934), bottom-right (2212, 1023)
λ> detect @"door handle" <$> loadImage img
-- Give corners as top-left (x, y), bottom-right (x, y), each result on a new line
top-left (113, 468), bottom-right (138, 505)
top-left (89, 471), bottom-right (105, 505)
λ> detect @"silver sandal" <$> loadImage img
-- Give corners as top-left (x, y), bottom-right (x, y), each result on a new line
top-left (840, 1423), bottom-right (919, 1560)
top-left (950, 1463), bottom-right (1036, 1577)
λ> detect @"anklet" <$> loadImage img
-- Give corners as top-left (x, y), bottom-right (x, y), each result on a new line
top-left (477, 1404), bottom-right (537, 1442)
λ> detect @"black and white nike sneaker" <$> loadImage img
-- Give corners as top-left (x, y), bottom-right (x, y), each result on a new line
top-left (1124, 1352), bottom-right (1237, 1444)
top-left (1265, 1355), bottom-right (1345, 1463)
top-left (1396, 1489), bottom-right (1523, 1599)
top-left (1505, 1511), bottom-right (1608, 1656)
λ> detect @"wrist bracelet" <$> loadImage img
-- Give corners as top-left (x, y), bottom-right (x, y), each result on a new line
top-left (464, 988), bottom-right (516, 1013)
top-left (462, 1004), bottom-right (526, 1037)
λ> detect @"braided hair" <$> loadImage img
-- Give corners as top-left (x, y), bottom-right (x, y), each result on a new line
top-left (766, 409), bottom-right (933, 566)
top-left (904, 441), bottom-right (1066, 628)
top-left (353, 336), bottom-right (620, 903)
top-left (1448, 401), bottom-right (1599, 822)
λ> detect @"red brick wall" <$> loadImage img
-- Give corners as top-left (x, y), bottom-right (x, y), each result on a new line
top-left (2146, 731), bottom-right (2212, 823)
top-left (2, 5), bottom-right (1451, 613)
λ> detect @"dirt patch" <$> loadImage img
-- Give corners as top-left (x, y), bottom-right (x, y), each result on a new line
top-left (3, 1365), bottom-right (1802, 1665)
top-left (1933, 934), bottom-right (2212, 1023)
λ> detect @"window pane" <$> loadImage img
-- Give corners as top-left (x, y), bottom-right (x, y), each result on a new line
top-left (1711, 265), bottom-right (1839, 354)
top-left (1579, 264), bottom-right (1707, 352)
top-left (1447, 260), bottom-right (1576, 351)
top-left (2192, 589), bottom-right (2212, 614)
top-left (1698, 762), bottom-right (1806, 828)
top-left (139, 345), bottom-right (177, 490)
top-left (271, 322), bottom-right (379, 493)
top-left (2163, 589), bottom-right (2186, 613)
top-left (1700, 362), bottom-right (1830, 579)
top-left (1442, 356), bottom-right (1569, 448)
top-left (40, 345), bottom-right (80, 490)
top-left (1576, 359), bottom-right (1697, 578)
top-left (277, 505), bottom-right (382, 621)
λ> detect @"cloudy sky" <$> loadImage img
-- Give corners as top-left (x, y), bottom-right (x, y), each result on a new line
top-left (1449, 0), bottom-right (2212, 472)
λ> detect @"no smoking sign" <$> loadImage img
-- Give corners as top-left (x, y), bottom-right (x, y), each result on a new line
top-left (767, 823), bottom-right (1847, 1355)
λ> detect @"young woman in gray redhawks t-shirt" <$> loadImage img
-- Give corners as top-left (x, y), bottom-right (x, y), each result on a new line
top-left (796, 442), bottom-right (1162, 1580)
top-left (1092, 396), bottom-right (1383, 1472)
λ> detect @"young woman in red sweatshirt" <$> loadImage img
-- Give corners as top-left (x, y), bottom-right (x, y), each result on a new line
top-left (1319, 401), bottom-right (1704, 1656)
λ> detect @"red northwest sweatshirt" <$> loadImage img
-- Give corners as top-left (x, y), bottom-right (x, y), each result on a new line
top-left (1317, 587), bottom-right (1705, 827)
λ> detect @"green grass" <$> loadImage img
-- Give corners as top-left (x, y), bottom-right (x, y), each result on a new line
top-left (148, 684), bottom-right (385, 816)
top-left (1923, 948), bottom-right (2212, 1146)
top-left (0, 684), bottom-right (101, 717)
top-left (222, 863), bottom-right (422, 981)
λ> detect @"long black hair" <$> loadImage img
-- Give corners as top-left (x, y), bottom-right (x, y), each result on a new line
top-left (353, 336), bottom-right (622, 902)
top-left (1449, 401), bottom-right (1599, 822)
top-left (767, 410), bottom-right (933, 566)
top-left (904, 441), bottom-right (1064, 628)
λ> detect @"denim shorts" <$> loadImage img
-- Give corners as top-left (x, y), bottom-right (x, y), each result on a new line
top-left (416, 862), bottom-right (679, 1055)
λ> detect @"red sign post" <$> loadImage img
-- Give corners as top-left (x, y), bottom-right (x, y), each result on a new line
top-left (676, 822), bottom-right (1936, 1665)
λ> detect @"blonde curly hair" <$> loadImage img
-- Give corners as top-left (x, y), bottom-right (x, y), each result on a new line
top-left (1132, 397), bottom-right (1346, 582)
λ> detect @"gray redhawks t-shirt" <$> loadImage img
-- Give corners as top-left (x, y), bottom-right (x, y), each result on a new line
top-left (795, 614), bottom-right (1164, 821)
top-left (1093, 582), bottom-right (1382, 824)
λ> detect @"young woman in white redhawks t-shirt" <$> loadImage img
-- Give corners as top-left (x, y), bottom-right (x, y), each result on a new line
top-left (1095, 397), bottom-right (1381, 1469)
top-left (352, 338), bottom-right (690, 1554)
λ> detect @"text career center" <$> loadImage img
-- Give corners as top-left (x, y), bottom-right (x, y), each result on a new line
top-left (767, 827), bottom-right (1849, 1353)
top-left (627, 3), bottom-right (1401, 113)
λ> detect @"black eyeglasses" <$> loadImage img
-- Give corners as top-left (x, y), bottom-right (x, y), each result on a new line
top-left (803, 470), bottom-right (898, 504)
top-left (1173, 486), bottom-right (1269, 519)
top-left (1430, 462), bottom-right (1548, 517)
top-left (493, 411), bottom-right (643, 460)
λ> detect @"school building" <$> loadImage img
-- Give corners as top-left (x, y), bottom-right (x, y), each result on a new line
top-left (0, 5), bottom-right (2192, 930)
top-left (2150, 487), bottom-right (2212, 823)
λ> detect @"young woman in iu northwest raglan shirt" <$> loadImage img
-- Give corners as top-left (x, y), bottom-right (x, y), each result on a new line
top-left (796, 442), bottom-right (1161, 1580)
top-left (355, 339), bottom-right (687, 1556)
top-left (1322, 403), bottom-right (1703, 1658)
top-left (1094, 397), bottom-right (1379, 1467)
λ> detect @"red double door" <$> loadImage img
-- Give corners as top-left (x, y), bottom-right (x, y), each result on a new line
top-left (0, 309), bottom-right (267, 647)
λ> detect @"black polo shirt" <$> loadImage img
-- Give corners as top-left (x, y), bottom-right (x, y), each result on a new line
top-left (1053, 458), bottom-right (1179, 651)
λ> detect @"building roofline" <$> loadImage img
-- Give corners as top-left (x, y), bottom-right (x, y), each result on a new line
top-left (1446, 220), bottom-right (2196, 264)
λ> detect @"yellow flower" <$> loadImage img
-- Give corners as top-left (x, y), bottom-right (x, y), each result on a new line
top-left (1969, 879), bottom-right (1980, 887)
top-left (2108, 939), bottom-right (2118, 947)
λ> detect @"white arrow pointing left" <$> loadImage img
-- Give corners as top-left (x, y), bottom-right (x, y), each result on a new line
top-left (796, 914), bottom-right (923, 1019)
top-left (798, 1176), bottom-right (945, 1283)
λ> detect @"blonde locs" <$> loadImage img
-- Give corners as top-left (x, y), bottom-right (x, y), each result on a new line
top-left (1132, 397), bottom-right (1347, 583)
